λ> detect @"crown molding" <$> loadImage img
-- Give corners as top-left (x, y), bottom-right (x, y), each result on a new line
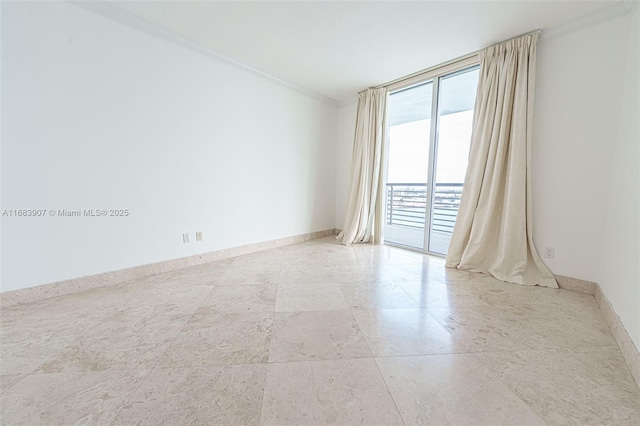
top-left (70, 0), bottom-right (633, 108)
top-left (338, 96), bottom-right (359, 108)
top-left (539, 1), bottom-right (634, 43)
top-left (69, 1), bottom-right (339, 107)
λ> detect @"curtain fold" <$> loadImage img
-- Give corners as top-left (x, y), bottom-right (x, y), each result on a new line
top-left (338, 87), bottom-right (387, 245)
top-left (446, 32), bottom-right (557, 288)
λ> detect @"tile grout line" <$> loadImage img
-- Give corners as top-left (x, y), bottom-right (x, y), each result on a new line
top-left (469, 351), bottom-right (550, 425)
top-left (18, 312), bottom-right (115, 377)
top-left (0, 374), bottom-right (28, 396)
top-left (107, 288), bottom-right (210, 426)
top-left (351, 310), bottom-right (408, 426)
top-left (258, 263), bottom-right (283, 424)
top-left (371, 356), bottom-right (409, 426)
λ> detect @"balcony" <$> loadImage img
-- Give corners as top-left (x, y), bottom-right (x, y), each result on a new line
top-left (384, 183), bottom-right (463, 254)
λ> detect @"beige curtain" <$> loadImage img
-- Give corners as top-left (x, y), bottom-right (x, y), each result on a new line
top-left (446, 32), bottom-right (557, 288)
top-left (338, 88), bottom-right (387, 245)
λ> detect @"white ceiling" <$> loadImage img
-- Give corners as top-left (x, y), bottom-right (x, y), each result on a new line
top-left (110, 0), bottom-right (621, 102)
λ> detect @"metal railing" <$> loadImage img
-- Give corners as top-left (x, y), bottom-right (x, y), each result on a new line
top-left (386, 183), bottom-right (463, 234)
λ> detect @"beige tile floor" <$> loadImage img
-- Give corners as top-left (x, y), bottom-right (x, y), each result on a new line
top-left (1, 237), bottom-right (639, 425)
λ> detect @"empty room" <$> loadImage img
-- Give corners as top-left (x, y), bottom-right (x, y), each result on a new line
top-left (1, 0), bottom-right (639, 424)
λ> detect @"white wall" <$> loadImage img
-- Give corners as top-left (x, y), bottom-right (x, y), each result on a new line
top-left (598, 5), bottom-right (639, 347)
top-left (0, 2), bottom-right (337, 292)
top-left (531, 13), bottom-right (631, 281)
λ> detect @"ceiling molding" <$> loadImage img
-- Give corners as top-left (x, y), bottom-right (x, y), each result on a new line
top-left (69, 1), bottom-right (339, 107)
top-left (539, 1), bottom-right (632, 42)
top-left (69, 1), bottom-right (630, 109)
top-left (338, 97), bottom-right (358, 108)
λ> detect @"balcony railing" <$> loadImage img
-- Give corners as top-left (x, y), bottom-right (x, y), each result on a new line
top-left (386, 183), bottom-right (463, 234)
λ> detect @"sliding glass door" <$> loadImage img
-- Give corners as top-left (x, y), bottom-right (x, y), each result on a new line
top-left (384, 65), bottom-right (479, 255)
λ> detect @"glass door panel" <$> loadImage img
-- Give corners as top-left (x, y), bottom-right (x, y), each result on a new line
top-left (428, 67), bottom-right (479, 254)
top-left (385, 82), bottom-right (433, 249)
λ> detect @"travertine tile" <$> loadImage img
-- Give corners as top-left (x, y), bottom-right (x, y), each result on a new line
top-left (269, 311), bottom-right (371, 362)
top-left (279, 252), bottom-right (344, 268)
top-left (39, 314), bottom-right (189, 372)
top-left (291, 263), bottom-right (429, 285)
top-left (0, 289), bottom-right (116, 323)
top-left (0, 315), bottom-right (100, 345)
top-left (427, 302), bottom-right (615, 352)
top-left (278, 267), bottom-right (340, 284)
top-left (376, 354), bottom-right (545, 425)
top-left (476, 346), bottom-right (640, 425)
top-left (398, 280), bottom-right (490, 308)
top-left (0, 370), bottom-right (147, 425)
top-left (261, 358), bottom-right (403, 425)
top-left (1, 236), bottom-right (637, 425)
top-left (158, 312), bottom-right (273, 367)
top-left (113, 365), bottom-right (267, 426)
top-left (0, 375), bottom-right (25, 395)
top-left (441, 266), bottom-right (494, 282)
top-left (1, 317), bottom-right (104, 375)
top-left (426, 304), bottom-right (543, 352)
top-left (276, 282), bottom-right (348, 312)
top-left (156, 259), bottom-right (232, 285)
top-left (333, 270), bottom-right (404, 284)
top-left (473, 279), bottom-right (601, 312)
top-left (124, 269), bottom-right (217, 290)
top-left (353, 308), bottom-right (466, 356)
top-left (198, 283), bottom-right (277, 313)
top-left (340, 281), bottom-right (420, 310)
top-left (401, 275), bottom-right (601, 312)
top-left (216, 269), bottom-right (279, 286)
top-left (225, 261), bottom-right (282, 275)
top-left (105, 284), bottom-right (213, 317)
top-left (371, 264), bottom-right (432, 284)
top-left (230, 250), bottom-right (284, 269)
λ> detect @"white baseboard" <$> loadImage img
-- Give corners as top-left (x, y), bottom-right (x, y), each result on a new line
top-left (0, 229), bottom-right (336, 308)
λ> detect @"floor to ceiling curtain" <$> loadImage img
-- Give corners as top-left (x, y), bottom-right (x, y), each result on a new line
top-left (337, 87), bottom-right (387, 245)
top-left (446, 32), bottom-right (557, 288)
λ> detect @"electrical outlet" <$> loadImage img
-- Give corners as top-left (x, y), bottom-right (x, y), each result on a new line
top-left (182, 232), bottom-right (190, 244)
top-left (196, 231), bottom-right (203, 242)
top-left (544, 247), bottom-right (555, 259)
